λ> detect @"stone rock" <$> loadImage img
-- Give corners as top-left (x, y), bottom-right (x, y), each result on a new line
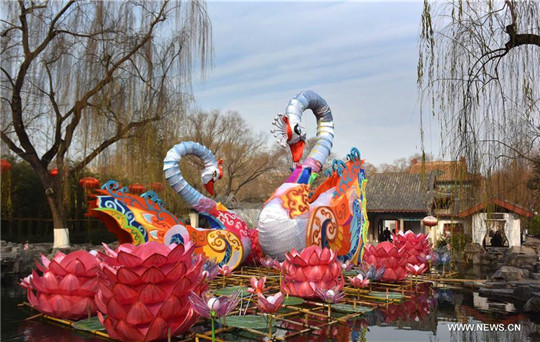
top-left (464, 243), bottom-right (485, 254)
top-left (478, 287), bottom-right (514, 298)
top-left (524, 296), bottom-right (540, 313)
top-left (509, 246), bottom-right (538, 256)
top-left (491, 266), bottom-right (528, 282)
top-left (472, 254), bottom-right (483, 264)
top-left (533, 273), bottom-right (540, 280)
top-left (513, 285), bottom-right (533, 301)
top-left (483, 281), bottom-right (509, 289)
top-left (507, 254), bottom-right (539, 268)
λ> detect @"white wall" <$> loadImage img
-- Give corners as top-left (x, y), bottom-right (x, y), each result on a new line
top-left (471, 213), bottom-right (521, 247)
top-left (433, 219), bottom-right (465, 243)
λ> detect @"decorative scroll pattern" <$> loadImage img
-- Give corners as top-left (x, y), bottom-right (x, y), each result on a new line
top-left (307, 206), bottom-right (341, 249)
top-left (280, 184), bottom-right (310, 218)
top-left (88, 179), bottom-right (246, 270)
top-left (303, 147), bottom-right (370, 264)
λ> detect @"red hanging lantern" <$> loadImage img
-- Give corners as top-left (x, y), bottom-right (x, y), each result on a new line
top-left (422, 215), bottom-right (438, 227)
top-left (128, 183), bottom-right (145, 194)
top-left (50, 168), bottom-right (58, 177)
top-left (1, 159), bottom-right (11, 174)
top-left (150, 182), bottom-right (164, 193)
top-left (79, 177), bottom-right (100, 190)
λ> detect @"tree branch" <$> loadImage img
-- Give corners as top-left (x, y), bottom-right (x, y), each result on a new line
top-left (71, 115), bottom-right (162, 175)
top-left (60, 1), bottom-right (169, 160)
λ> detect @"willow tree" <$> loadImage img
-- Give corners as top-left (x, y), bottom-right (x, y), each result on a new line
top-left (418, 0), bottom-right (540, 175)
top-left (1, 0), bottom-right (211, 247)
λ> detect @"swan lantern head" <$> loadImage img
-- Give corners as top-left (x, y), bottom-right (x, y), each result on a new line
top-left (201, 159), bottom-right (223, 196)
top-left (271, 113), bottom-right (307, 163)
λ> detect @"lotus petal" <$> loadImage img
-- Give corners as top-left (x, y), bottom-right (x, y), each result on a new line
top-left (140, 266), bottom-right (165, 283)
top-left (134, 241), bottom-right (171, 259)
top-left (48, 261), bottom-right (67, 277)
top-left (117, 267), bottom-right (142, 285)
top-left (63, 258), bottom-right (87, 276)
top-left (113, 283), bottom-right (139, 304)
top-left (71, 297), bottom-right (94, 316)
top-left (142, 253), bottom-right (168, 268)
top-left (172, 277), bottom-right (192, 297)
top-left (49, 294), bottom-right (72, 317)
top-left (106, 297), bottom-right (128, 320)
top-left (126, 301), bottom-right (154, 325)
top-left (144, 316), bottom-right (168, 341)
top-left (117, 251), bottom-right (143, 268)
top-left (319, 248), bottom-right (332, 264)
top-left (58, 273), bottom-right (81, 294)
top-left (40, 254), bottom-right (51, 269)
top-left (291, 254), bottom-right (308, 267)
top-left (101, 264), bottom-right (118, 283)
top-left (158, 295), bottom-right (182, 320)
top-left (116, 319), bottom-right (145, 341)
top-left (166, 243), bottom-right (187, 261)
top-left (165, 262), bottom-right (187, 281)
top-left (139, 284), bottom-right (167, 304)
top-left (306, 248), bottom-right (321, 266)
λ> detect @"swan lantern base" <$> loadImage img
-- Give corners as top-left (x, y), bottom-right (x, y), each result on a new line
top-left (87, 180), bottom-right (246, 270)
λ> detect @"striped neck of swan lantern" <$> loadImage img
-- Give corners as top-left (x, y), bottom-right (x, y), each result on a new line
top-left (258, 90), bottom-right (368, 265)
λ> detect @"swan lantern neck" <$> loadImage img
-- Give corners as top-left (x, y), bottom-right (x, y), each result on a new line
top-left (163, 141), bottom-right (221, 211)
top-left (271, 90), bottom-right (334, 172)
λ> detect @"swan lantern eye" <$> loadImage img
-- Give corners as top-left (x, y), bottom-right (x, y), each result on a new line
top-left (294, 124), bottom-right (301, 135)
top-left (213, 170), bottom-right (217, 178)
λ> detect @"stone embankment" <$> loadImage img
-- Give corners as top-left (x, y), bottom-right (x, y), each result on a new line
top-left (0, 240), bottom-right (118, 277)
top-left (464, 237), bottom-right (540, 313)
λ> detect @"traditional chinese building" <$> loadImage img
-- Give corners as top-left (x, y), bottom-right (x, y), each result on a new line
top-left (366, 172), bottom-right (436, 242)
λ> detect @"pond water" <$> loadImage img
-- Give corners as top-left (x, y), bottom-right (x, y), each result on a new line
top-left (2, 275), bottom-right (539, 342)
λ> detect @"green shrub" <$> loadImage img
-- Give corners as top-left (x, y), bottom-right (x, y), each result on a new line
top-left (528, 215), bottom-right (540, 236)
top-left (449, 232), bottom-right (471, 253)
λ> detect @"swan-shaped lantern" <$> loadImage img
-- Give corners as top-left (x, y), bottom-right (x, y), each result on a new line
top-left (87, 141), bottom-right (251, 269)
top-left (163, 141), bottom-right (252, 263)
top-left (258, 90), bottom-right (368, 263)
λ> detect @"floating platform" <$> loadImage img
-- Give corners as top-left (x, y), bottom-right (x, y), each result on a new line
top-left (20, 266), bottom-right (452, 341)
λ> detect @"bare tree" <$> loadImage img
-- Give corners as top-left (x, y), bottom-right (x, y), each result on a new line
top-left (1, 0), bottom-right (211, 246)
top-left (418, 0), bottom-right (540, 173)
top-left (179, 110), bottom-right (285, 199)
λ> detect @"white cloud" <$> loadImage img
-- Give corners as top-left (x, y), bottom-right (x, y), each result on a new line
top-left (191, 1), bottom-right (441, 166)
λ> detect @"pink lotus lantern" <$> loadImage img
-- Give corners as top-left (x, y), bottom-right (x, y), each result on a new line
top-left (96, 242), bottom-right (207, 342)
top-left (21, 250), bottom-right (99, 320)
top-left (393, 231), bottom-right (431, 270)
top-left (406, 263), bottom-right (427, 276)
top-left (281, 246), bottom-right (344, 299)
top-left (348, 274), bottom-right (370, 288)
top-left (256, 292), bottom-right (285, 314)
top-left (248, 276), bottom-right (268, 295)
top-left (362, 242), bottom-right (407, 282)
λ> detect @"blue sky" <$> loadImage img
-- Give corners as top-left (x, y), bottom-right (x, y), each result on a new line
top-left (191, 1), bottom-right (440, 166)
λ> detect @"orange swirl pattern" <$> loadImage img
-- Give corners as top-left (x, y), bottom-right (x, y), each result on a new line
top-left (280, 184), bottom-right (310, 218)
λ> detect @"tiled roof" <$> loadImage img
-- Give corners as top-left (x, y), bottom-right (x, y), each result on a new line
top-left (366, 172), bottom-right (436, 213)
top-left (457, 198), bottom-right (535, 218)
top-left (409, 159), bottom-right (480, 183)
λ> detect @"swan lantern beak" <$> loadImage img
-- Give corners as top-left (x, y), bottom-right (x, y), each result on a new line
top-left (204, 179), bottom-right (215, 196)
top-left (289, 140), bottom-right (305, 163)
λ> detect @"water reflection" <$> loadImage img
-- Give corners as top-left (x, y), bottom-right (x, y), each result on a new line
top-left (2, 275), bottom-right (540, 342)
top-left (17, 321), bottom-right (105, 342)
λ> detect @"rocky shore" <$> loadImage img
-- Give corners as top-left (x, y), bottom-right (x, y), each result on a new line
top-left (463, 237), bottom-right (540, 313)
top-left (0, 240), bottom-right (118, 278)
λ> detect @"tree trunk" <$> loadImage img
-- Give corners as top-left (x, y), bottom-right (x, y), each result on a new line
top-left (41, 170), bottom-right (70, 248)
